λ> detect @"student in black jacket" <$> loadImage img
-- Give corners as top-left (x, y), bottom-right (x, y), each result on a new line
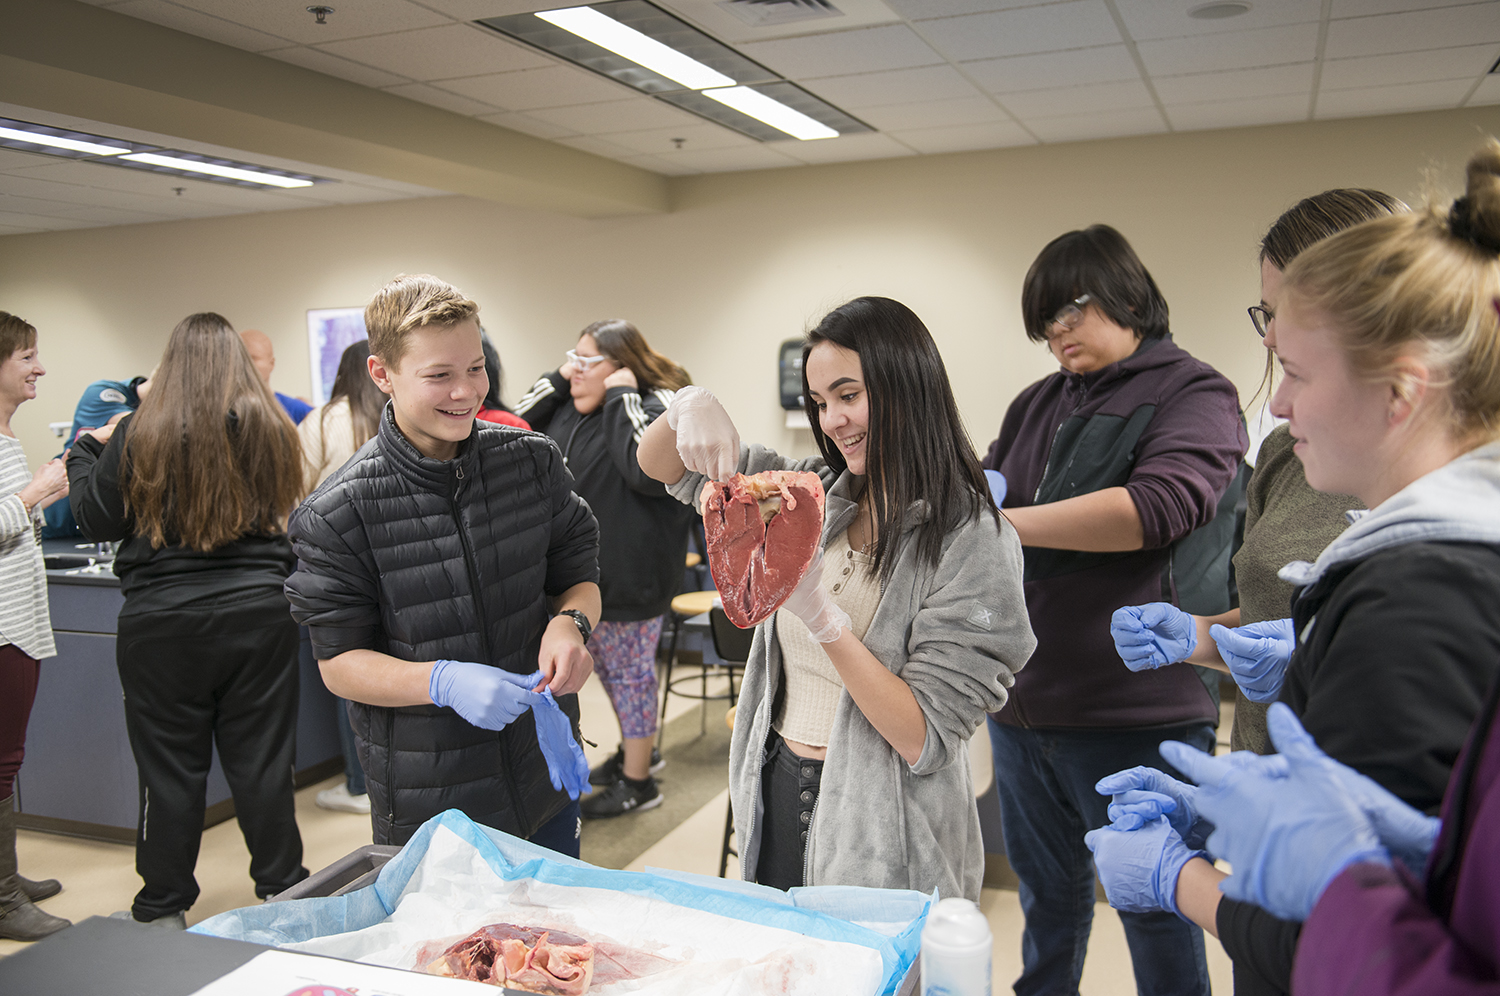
top-left (514, 320), bottom-right (693, 818)
top-left (286, 274), bottom-right (600, 851)
top-left (68, 312), bottom-right (308, 927)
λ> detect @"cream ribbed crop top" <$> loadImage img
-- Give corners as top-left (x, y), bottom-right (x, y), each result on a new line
top-left (772, 530), bottom-right (883, 747)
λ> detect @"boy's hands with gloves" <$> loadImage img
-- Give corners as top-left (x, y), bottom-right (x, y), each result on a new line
top-left (429, 661), bottom-right (540, 731)
top-left (666, 386), bottom-right (740, 482)
top-left (1211, 619), bottom-right (1295, 702)
top-left (1085, 816), bottom-right (1207, 917)
top-left (782, 552), bottom-right (851, 644)
top-left (1111, 602), bottom-right (1197, 670)
top-left (529, 687), bottom-right (591, 800)
top-left (1160, 703), bottom-right (1391, 922)
top-left (1096, 753), bottom-right (1287, 849)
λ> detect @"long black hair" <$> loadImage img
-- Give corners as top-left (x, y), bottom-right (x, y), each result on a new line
top-left (480, 332), bottom-right (512, 413)
top-left (801, 296), bottom-right (998, 584)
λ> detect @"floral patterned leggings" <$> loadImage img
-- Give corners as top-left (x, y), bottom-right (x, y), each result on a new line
top-left (587, 617), bottom-right (664, 740)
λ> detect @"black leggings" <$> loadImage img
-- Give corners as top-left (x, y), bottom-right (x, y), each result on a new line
top-left (116, 592), bottom-right (306, 919)
top-left (755, 734), bottom-right (823, 891)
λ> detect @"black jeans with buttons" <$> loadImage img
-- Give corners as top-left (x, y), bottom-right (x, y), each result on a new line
top-left (756, 733), bottom-right (823, 891)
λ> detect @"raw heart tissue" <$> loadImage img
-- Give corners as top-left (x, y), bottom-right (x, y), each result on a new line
top-left (699, 471), bottom-right (825, 629)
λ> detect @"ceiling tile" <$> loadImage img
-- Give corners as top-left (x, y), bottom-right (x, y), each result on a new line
top-left (800, 65), bottom-right (982, 109)
top-left (887, 0), bottom-right (1040, 17)
top-left (315, 23), bottom-right (551, 81)
top-left (656, 0), bottom-right (905, 45)
top-left (963, 44), bottom-right (1140, 94)
top-left (413, 0), bottom-right (564, 16)
top-left (475, 111), bottom-right (580, 139)
top-left (650, 145), bottom-right (805, 173)
top-left (0, 149), bottom-right (58, 171)
top-left (886, 119), bottom-right (1038, 153)
top-left (161, 0), bottom-right (452, 45)
top-left (774, 132), bottom-right (919, 164)
top-left (2, 161), bottom-right (314, 210)
top-left (381, 82), bottom-right (501, 115)
top-left (1331, 0), bottom-right (1490, 13)
top-left (916, 1), bottom-right (1123, 62)
top-left (1164, 93), bottom-right (1310, 131)
top-left (1114, 0), bottom-right (1322, 41)
top-left (1152, 63), bottom-right (1314, 104)
top-left (1316, 78), bottom-right (1474, 117)
top-left (1324, 4), bottom-right (1500, 59)
top-left (1137, 24), bottom-right (1319, 75)
top-left (0, 211), bottom-right (95, 231)
top-left (524, 98), bottom-right (699, 135)
top-left (109, 0), bottom-right (293, 51)
top-left (601, 123), bottom-right (756, 156)
top-left (619, 154), bottom-right (700, 176)
top-left (738, 25), bottom-right (944, 79)
top-left (553, 135), bottom-right (638, 159)
top-left (48, 205), bottom-right (180, 226)
top-left (857, 95), bottom-right (1009, 130)
top-left (262, 46), bottom-right (411, 87)
top-left (1021, 106), bottom-right (1167, 142)
top-left (1320, 44), bottom-right (1499, 89)
top-left (1470, 74), bottom-right (1500, 105)
top-left (436, 65), bottom-right (633, 111)
top-left (999, 79), bottom-right (1156, 118)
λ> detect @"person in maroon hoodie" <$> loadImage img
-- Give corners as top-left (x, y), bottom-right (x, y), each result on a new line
top-left (982, 224), bottom-right (1246, 996)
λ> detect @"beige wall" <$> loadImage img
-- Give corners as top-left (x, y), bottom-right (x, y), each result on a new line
top-left (3, 105), bottom-right (1498, 470)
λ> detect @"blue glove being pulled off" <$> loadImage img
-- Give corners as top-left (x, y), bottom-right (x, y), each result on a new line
top-left (529, 687), bottom-right (591, 801)
top-left (1085, 817), bottom-right (1206, 918)
top-left (1110, 602), bottom-right (1197, 671)
top-left (429, 660), bottom-right (540, 731)
top-left (1210, 618), bottom-right (1295, 703)
top-left (1159, 704), bottom-right (1391, 922)
top-left (1096, 752), bottom-right (1287, 850)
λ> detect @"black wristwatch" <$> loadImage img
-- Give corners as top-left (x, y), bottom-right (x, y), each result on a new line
top-left (558, 609), bottom-right (592, 644)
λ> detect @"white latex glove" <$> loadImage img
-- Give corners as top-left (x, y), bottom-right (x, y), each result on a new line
top-left (666, 386), bottom-right (740, 482)
top-left (782, 552), bottom-right (850, 643)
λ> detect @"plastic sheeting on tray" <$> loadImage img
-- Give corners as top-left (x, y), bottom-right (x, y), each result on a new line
top-left (193, 810), bottom-right (930, 996)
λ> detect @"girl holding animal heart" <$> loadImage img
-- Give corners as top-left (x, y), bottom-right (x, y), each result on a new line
top-left (638, 296), bottom-right (1037, 901)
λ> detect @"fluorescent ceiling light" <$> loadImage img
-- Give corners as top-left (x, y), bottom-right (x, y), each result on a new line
top-left (536, 6), bottom-right (735, 90)
top-left (0, 125), bottom-right (130, 157)
top-left (703, 86), bottom-right (838, 140)
top-left (119, 153), bottom-right (314, 188)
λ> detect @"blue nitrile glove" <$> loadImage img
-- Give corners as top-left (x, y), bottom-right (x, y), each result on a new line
top-left (1211, 619), bottom-right (1295, 702)
top-left (1160, 704), bottom-right (1389, 922)
top-left (429, 660), bottom-right (540, 731)
top-left (983, 469), bottom-right (1008, 507)
top-left (1110, 602), bottom-right (1197, 671)
top-left (1085, 817), bottom-right (1206, 918)
top-left (1096, 753), bottom-right (1287, 849)
top-left (529, 687), bottom-right (590, 800)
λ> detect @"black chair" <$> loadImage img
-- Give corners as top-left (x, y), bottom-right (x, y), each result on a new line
top-left (709, 606), bottom-right (754, 878)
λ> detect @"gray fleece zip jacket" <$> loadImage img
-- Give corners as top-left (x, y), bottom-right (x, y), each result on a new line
top-left (669, 445), bottom-right (1036, 900)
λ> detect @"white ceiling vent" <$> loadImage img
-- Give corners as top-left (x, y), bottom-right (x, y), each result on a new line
top-left (718, 0), bottom-right (843, 29)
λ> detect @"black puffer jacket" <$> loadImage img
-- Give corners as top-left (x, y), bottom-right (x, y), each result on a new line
top-left (285, 407), bottom-right (599, 845)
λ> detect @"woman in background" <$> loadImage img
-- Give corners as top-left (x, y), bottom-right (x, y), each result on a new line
top-left (298, 338), bottom-right (385, 815)
top-left (513, 320), bottom-right (692, 818)
top-left (69, 312), bottom-right (307, 927)
top-left (477, 333), bottom-right (529, 429)
top-left (0, 312), bottom-right (70, 941)
top-left (638, 296), bottom-right (1035, 900)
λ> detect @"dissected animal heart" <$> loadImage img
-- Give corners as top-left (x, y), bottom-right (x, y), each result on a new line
top-left (424, 922), bottom-right (595, 994)
top-left (700, 471), bottom-right (825, 629)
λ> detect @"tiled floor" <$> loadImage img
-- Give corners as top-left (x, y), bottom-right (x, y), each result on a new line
top-left (3, 668), bottom-right (1237, 994)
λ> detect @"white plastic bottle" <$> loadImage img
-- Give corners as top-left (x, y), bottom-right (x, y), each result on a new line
top-left (920, 897), bottom-right (993, 996)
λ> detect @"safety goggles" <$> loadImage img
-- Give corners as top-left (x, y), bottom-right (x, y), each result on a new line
top-left (566, 349), bottom-right (609, 370)
top-left (1046, 294), bottom-right (1092, 336)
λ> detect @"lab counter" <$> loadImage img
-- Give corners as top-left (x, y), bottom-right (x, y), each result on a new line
top-left (15, 540), bottom-right (343, 842)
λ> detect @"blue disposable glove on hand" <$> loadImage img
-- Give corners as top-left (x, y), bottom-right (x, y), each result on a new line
top-left (429, 660), bottom-right (540, 731)
top-left (529, 687), bottom-right (591, 800)
top-left (1211, 619), bottom-right (1295, 703)
top-left (983, 469), bottom-right (1008, 507)
top-left (1159, 703), bottom-right (1390, 922)
top-left (1096, 753), bottom-right (1286, 849)
top-left (1084, 817), bottom-right (1206, 918)
top-left (1110, 602), bottom-right (1197, 671)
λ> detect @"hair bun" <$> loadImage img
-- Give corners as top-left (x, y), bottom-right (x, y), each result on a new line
top-left (1451, 139), bottom-right (1500, 255)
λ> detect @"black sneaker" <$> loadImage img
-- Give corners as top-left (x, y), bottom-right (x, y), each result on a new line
top-left (580, 776), bottom-right (663, 819)
top-left (588, 746), bottom-right (665, 786)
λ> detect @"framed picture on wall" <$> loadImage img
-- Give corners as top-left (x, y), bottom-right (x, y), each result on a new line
top-left (306, 307), bottom-right (368, 405)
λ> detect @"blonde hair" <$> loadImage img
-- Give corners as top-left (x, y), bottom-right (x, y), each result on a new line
top-left (1282, 139), bottom-right (1500, 442)
top-left (365, 274), bottom-right (479, 368)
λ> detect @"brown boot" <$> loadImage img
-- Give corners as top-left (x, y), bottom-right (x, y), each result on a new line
top-left (18, 874), bottom-right (61, 902)
top-left (0, 795), bottom-right (70, 941)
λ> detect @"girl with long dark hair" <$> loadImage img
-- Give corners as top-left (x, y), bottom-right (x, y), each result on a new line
top-left (299, 338), bottom-right (386, 495)
top-left (514, 319), bottom-right (693, 817)
top-left (68, 312), bottom-right (307, 926)
top-left (639, 297), bottom-right (1035, 899)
